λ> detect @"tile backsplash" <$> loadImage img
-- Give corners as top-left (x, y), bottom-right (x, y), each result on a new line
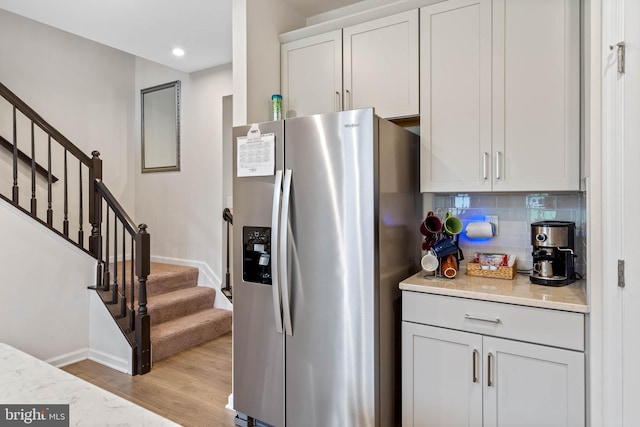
top-left (425, 192), bottom-right (586, 276)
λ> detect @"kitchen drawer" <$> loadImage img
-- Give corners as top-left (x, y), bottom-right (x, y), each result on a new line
top-left (402, 291), bottom-right (584, 351)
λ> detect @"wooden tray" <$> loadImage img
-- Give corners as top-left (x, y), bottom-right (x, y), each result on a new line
top-left (466, 260), bottom-right (517, 280)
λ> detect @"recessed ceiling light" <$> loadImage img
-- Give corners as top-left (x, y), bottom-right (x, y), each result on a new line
top-left (172, 48), bottom-right (185, 57)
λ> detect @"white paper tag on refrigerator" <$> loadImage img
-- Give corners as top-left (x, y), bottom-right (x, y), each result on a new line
top-left (237, 132), bottom-right (275, 177)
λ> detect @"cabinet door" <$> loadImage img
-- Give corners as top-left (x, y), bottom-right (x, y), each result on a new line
top-left (492, 0), bottom-right (580, 191)
top-left (281, 30), bottom-right (342, 119)
top-left (420, 0), bottom-right (492, 192)
top-left (483, 336), bottom-right (585, 427)
top-left (402, 322), bottom-right (483, 427)
top-left (343, 10), bottom-right (419, 119)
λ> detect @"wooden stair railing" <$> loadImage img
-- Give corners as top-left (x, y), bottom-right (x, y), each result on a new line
top-left (92, 180), bottom-right (151, 375)
top-left (0, 81), bottom-right (151, 375)
top-left (0, 134), bottom-right (59, 183)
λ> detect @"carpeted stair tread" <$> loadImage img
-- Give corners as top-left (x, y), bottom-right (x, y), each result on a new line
top-left (150, 308), bottom-right (232, 362)
top-left (110, 261), bottom-right (232, 364)
top-left (146, 287), bottom-right (217, 325)
top-left (141, 262), bottom-right (199, 297)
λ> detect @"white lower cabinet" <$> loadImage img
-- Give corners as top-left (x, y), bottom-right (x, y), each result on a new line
top-left (402, 292), bottom-right (585, 427)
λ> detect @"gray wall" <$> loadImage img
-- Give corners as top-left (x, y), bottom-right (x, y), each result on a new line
top-left (134, 59), bottom-right (233, 293)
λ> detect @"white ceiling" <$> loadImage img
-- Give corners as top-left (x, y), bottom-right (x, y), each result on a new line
top-left (0, 0), bottom-right (363, 74)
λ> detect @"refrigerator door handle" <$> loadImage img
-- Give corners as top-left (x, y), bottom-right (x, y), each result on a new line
top-left (280, 169), bottom-right (293, 336)
top-left (270, 170), bottom-right (284, 334)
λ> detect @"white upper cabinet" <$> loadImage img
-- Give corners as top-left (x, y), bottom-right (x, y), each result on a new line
top-left (281, 30), bottom-right (343, 119)
top-left (420, 0), bottom-right (580, 192)
top-left (343, 10), bottom-right (419, 118)
top-left (420, 0), bottom-right (492, 192)
top-left (492, 0), bottom-right (580, 191)
top-left (281, 10), bottom-right (419, 120)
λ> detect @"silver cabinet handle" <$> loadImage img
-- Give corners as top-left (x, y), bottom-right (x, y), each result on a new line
top-left (335, 91), bottom-right (342, 112)
top-left (487, 352), bottom-right (494, 387)
top-left (472, 349), bottom-right (479, 383)
top-left (280, 169), bottom-right (293, 336)
top-left (465, 313), bottom-right (501, 324)
top-left (270, 170), bottom-right (283, 334)
top-left (495, 151), bottom-right (502, 180)
top-left (482, 152), bottom-right (488, 180)
top-left (345, 89), bottom-right (352, 110)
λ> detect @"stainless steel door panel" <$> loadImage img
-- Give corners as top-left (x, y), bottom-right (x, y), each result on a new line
top-left (233, 121), bottom-right (285, 427)
top-left (233, 282), bottom-right (283, 427)
top-left (284, 109), bottom-right (377, 427)
top-left (377, 118), bottom-right (420, 427)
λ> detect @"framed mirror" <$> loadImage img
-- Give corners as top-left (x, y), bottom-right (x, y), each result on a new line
top-left (141, 81), bottom-right (181, 172)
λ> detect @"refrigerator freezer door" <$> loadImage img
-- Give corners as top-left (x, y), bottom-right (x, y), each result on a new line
top-left (284, 109), bottom-right (377, 426)
top-left (280, 169), bottom-right (293, 336)
top-left (271, 169), bottom-right (284, 334)
top-left (233, 121), bottom-right (285, 427)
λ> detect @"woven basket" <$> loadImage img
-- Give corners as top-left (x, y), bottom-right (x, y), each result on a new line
top-left (466, 260), bottom-right (517, 280)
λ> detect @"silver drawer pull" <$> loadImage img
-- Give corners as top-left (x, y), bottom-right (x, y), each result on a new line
top-left (465, 313), bottom-right (501, 324)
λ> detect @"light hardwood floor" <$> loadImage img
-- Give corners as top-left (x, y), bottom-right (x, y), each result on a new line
top-left (62, 332), bottom-right (236, 427)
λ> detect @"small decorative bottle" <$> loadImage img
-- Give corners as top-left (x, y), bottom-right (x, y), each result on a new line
top-left (271, 94), bottom-right (282, 120)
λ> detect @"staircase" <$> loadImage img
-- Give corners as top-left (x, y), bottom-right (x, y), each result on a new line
top-left (144, 262), bottom-right (232, 362)
top-left (0, 81), bottom-right (232, 373)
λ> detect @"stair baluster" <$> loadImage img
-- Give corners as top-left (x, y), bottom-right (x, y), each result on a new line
top-left (78, 162), bottom-right (84, 246)
top-left (103, 207), bottom-right (111, 291)
top-left (120, 225), bottom-right (127, 319)
top-left (110, 216), bottom-right (119, 306)
top-left (129, 234), bottom-right (135, 332)
top-left (12, 106), bottom-right (18, 203)
top-left (30, 122), bottom-right (36, 215)
top-left (63, 149), bottom-right (69, 237)
top-left (47, 136), bottom-right (53, 226)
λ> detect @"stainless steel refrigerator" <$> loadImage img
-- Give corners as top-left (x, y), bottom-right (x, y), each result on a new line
top-left (232, 108), bottom-right (419, 427)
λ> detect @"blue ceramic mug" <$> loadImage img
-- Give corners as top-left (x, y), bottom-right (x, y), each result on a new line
top-left (431, 237), bottom-right (459, 258)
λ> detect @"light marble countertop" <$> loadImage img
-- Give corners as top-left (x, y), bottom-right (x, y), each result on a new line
top-left (0, 343), bottom-right (179, 426)
top-left (400, 271), bottom-right (588, 313)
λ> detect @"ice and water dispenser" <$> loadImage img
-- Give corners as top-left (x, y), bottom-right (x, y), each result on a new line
top-left (242, 226), bottom-right (272, 284)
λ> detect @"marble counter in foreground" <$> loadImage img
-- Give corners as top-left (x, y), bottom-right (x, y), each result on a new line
top-left (0, 343), bottom-right (179, 426)
top-left (400, 271), bottom-right (588, 313)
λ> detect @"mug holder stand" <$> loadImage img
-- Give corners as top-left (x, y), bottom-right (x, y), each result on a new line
top-left (434, 233), bottom-right (463, 279)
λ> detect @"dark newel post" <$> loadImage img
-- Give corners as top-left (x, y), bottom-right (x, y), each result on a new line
top-left (135, 223), bottom-right (151, 375)
top-left (89, 151), bottom-right (102, 256)
top-left (89, 151), bottom-right (103, 289)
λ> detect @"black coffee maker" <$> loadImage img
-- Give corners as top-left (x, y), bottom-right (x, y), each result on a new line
top-left (530, 221), bottom-right (576, 286)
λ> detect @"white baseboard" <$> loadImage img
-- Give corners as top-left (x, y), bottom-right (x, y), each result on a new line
top-left (49, 347), bottom-right (129, 375)
top-left (150, 255), bottom-right (233, 311)
top-left (46, 348), bottom-right (89, 368)
top-left (226, 393), bottom-right (234, 411)
top-left (87, 348), bottom-right (132, 374)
